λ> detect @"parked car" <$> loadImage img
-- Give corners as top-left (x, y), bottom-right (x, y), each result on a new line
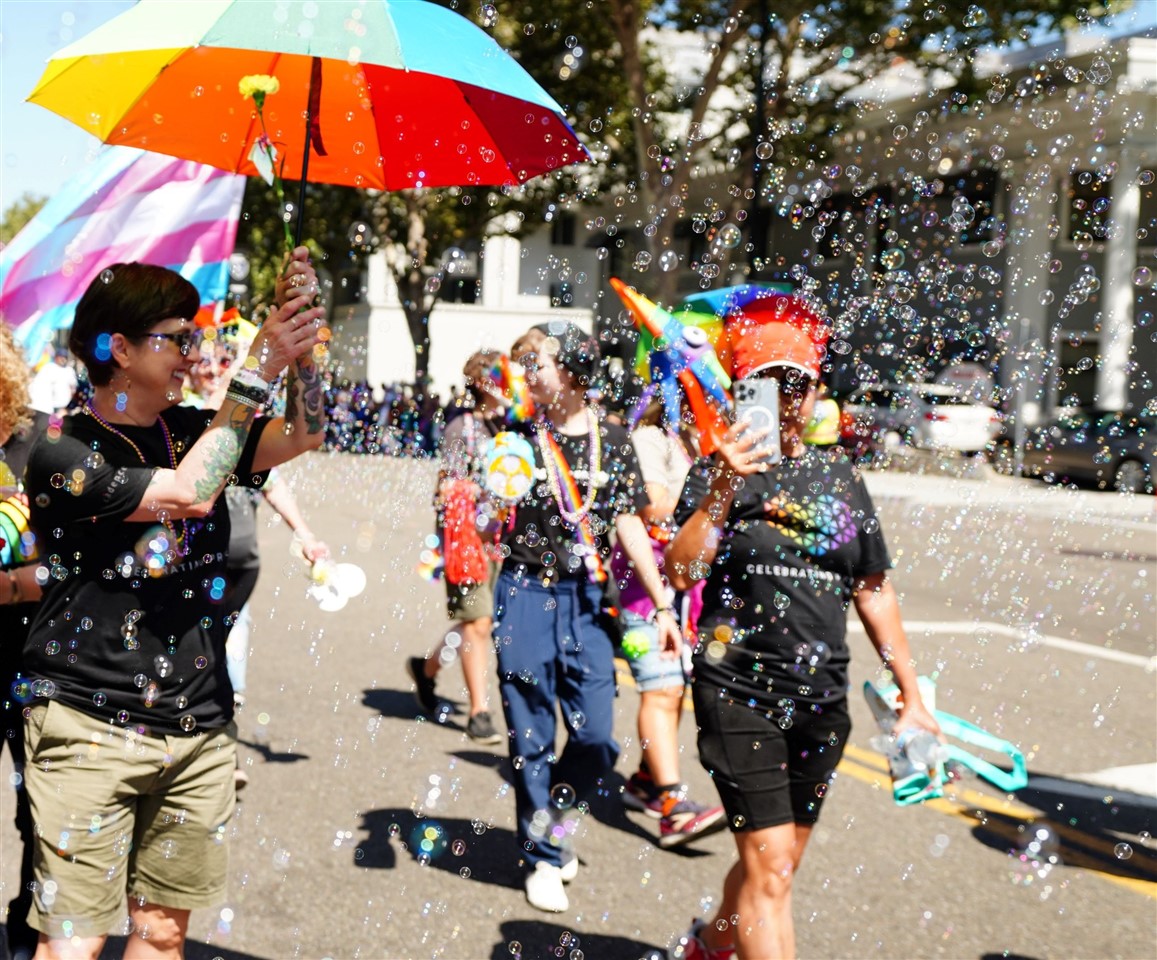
top-left (989, 408), bottom-right (1156, 494)
top-left (840, 382), bottom-right (1001, 457)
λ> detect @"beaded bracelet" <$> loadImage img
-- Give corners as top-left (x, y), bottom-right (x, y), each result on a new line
top-left (226, 377), bottom-right (271, 405)
top-left (226, 387), bottom-right (265, 410)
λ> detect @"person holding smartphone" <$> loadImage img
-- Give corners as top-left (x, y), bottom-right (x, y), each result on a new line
top-left (666, 295), bottom-right (940, 960)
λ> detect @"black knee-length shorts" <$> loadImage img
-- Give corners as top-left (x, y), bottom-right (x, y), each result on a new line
top-left (692, 681), bottom-right (851, 831)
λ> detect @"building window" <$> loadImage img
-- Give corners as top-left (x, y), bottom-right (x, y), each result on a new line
top-left (1052, 333), bottom-right (1100, 408)
top-left (1067, 170), bottom-right (1112, 244)
top-left (921, 168), bottom-right (998, 245)
top-left (439, 278), bottom-right (479, 304)
top-left (550, 210), bottom-right (576, 247)
top-left (333, 268), bottom-right (364, 307)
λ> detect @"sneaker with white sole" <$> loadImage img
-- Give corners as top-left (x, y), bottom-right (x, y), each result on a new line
top-left (525, 861), bottom-right (568, 913)
top-left (656, 790), bottom-right (727, 849)
top-left (465, 711), bottom-right (503, 745)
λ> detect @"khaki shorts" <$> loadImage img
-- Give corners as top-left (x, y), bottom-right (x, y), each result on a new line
top-left (23, 700), bottom-right (237, 939)
top-left (446, 561), bottom-right (498, 621)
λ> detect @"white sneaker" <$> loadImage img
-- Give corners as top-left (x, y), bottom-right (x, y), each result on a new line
top-left (560, 848), bottom-right (578, 883)
top-left (525, 861), bottom-right (569, 913)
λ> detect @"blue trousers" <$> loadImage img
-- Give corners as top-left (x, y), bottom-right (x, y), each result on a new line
top-left (493, 569), bottom-right (619, 867)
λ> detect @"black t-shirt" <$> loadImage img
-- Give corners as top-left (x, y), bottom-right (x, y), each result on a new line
top-left (23, 405), bottom-right (269, 735)
top-left (502, 416), bottom-right (648, 583)
top-left (677, 447), bottom-right (890, 710)
top-left (1, 409), bottom-right (50, 727)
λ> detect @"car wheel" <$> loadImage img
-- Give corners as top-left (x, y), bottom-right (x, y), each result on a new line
top-left (990, 441), bottom-right (1015, 476)
top-left (1112, 459), bottom-right (1149, 494)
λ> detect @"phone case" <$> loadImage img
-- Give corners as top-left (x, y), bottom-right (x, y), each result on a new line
top-left (733, 378), bottom-right (781, 465)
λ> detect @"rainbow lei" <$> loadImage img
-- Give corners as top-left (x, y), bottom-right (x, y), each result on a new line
top-left (535, 417), bottom-right (606, 584)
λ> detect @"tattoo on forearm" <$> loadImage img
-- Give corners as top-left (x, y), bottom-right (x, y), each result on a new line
top-left (284, 367), bottom-right (300, 432)
top-left (193, 403), bottom-right (256, 502)
top-left (297, 361), bottom-right (325, 435)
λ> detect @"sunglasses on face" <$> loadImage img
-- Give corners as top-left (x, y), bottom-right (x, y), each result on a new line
top-left (751, 367), bottom-right (815, 393)
top-left (194, 349), bottom-right (235, 369)
top-left (137, 329), bottom-right (202, 357)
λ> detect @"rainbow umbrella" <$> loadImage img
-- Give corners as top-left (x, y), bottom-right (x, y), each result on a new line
top-left (27, 0), bottom-right (588, 235)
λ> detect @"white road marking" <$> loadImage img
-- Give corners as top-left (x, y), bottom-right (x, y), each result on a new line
top-left (1070, 763), bottom-right (1157, 800)
top-left (846, 619), bottom-right (1157, 672)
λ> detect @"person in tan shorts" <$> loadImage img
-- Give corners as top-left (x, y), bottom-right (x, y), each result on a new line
top-left (408, 350), bottom-right (510, 745)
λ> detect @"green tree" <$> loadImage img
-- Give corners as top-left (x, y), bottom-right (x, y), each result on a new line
top-left (492, 0), bottom-right (1125, 306)
top-left (236, 179), bottom-right (375, 309)
top-left (1, 193), bottom-right (47, 247)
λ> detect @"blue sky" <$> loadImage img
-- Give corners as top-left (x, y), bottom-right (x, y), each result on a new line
top-left (0, 0), bottom-right (135, 212)
top-left (2, 0), bottom-right (1155, 215)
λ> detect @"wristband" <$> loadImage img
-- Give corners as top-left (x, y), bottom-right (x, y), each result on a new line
top-left (227, 377), bottom-right (271, 404)
top-left (226, 389), bottom-right (263, 410)
top-left (232, 368), bottom-right (272, 392)
top-left (655, 605), bottom-right (677, 618)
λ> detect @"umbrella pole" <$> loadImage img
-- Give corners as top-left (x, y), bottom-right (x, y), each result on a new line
top-left (293, 56), bottom-right (324, 249)
top-left (293, 112), bottom-right (313, 250)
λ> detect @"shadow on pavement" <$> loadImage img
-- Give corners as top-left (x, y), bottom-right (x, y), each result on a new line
top-left (491, 920), bottom-right (663, 960)
top-left (979, 954), bottom-right (1042, 960)
top-left (452, 748), bottom-right (511, 771)
top-left (1014, 772), bottom-right (1157, 838)
top-left (966, 787), bottom-right (1157, 885)
top-left (353, 807), bottom-right (524, 891)
top-left (362, 686), bottom-right (429, 721)
top-left (235, 738), bottom-right (309, 764)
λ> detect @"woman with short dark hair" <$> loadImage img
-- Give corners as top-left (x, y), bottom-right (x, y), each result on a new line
top-left (21, 250), bottom-right (325, 960)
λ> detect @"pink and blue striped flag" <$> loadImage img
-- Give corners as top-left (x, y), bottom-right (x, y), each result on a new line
top-left (1, 146), bottom-right (246, 363)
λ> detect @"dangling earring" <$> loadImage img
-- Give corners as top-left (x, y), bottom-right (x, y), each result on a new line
top-left (115, 374), bottom-right (131, 412)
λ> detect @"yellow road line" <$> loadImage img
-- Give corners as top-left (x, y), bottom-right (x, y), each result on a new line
top-left (612, 660), bottom-right (1155, 897)
top-left (838, 746), bottom-right (1157, 899)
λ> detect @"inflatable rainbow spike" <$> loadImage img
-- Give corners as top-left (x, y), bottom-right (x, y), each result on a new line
top-left (610, 277), bottom-right (731, 455)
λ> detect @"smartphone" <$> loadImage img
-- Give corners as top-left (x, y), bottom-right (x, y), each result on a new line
top-left (733, 378), bottom-right (782, 466)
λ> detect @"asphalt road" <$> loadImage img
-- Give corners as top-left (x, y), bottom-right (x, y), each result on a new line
top-left (2, 452), bottom-right (1154, 960)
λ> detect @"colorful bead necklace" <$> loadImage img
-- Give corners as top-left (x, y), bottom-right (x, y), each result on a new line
top-left (84, 402), bottom-right (190, 558)
top-left (535, 404), bottom-right (601, 523)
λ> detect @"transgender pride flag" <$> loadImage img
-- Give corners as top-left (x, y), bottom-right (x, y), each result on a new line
top-left (0, 146), bottom-right (246, 363)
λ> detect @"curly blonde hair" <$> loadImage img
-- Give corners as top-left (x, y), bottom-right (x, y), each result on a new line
top-left (0, 325), bottom-right (33, 437)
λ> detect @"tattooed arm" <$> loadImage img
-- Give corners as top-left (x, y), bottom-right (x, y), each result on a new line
top-left (251, 249), bottom-right (329, 471)
top-left (125, 400), bottom-right (260, 521)
top-left (124, 267), bottom-right (323, 522)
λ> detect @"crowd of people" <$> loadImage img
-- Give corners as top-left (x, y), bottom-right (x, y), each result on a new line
top-left (2, 265), bottom-right (942, 960)
top-left (323, 379), bottom-right (452, 457)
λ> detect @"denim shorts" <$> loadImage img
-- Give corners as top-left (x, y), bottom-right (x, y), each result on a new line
top-left (618, 610), bottom-right (687, 693)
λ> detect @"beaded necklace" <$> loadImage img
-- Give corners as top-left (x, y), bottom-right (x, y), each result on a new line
top-left (84, 402), bottom-right (190, 558)
top-left (535, 405), bottom-right (601, 523)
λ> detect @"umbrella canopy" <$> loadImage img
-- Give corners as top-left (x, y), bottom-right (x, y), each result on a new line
top-left (27, 0), bottom-right (588, 191)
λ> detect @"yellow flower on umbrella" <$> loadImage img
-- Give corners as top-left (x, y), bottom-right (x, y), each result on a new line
top-left (239, 74), bottom-right (292, 253)
top-left (238, 73), bottom-right (280, 102)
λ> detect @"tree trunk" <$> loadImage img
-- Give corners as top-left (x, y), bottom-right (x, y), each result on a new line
top-left (376, 191), bottom-right (438, 388)
top-left (607, 0), bottom-right (754, 306)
